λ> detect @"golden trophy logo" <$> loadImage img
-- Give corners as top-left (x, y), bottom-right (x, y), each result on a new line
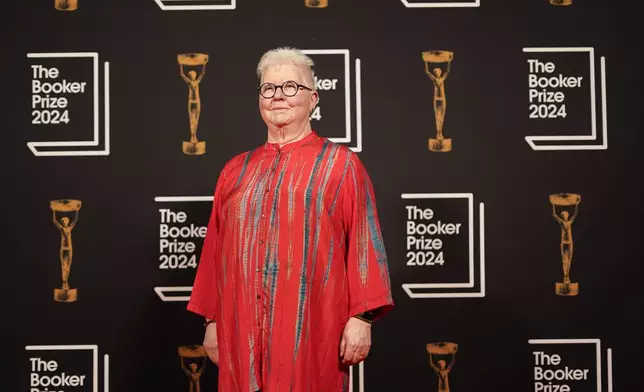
top-left (305, 0), bottom-right (328, 7)
top-left (55, 0), bottom-right (78, 11)
top-left (179, 345), bottom-right (208, 392)
top-left (423, 51), bottom-right (453, 152)
top-left (50, 199), bottom-right (81, 302)
top-left (550, 0), bottom-right (572, 5)
top-left (427, 342), bottom-right (457, 392)
top-left (178, 53), bottom-right (208, 156)
top-left (550, 193), bottom-right (581, 296)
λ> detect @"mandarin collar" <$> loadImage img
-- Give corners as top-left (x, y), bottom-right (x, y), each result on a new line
top-left (263, 130), bottom-right (320, 153)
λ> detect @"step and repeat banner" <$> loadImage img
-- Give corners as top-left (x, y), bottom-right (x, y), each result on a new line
top-left (6, 0), bottom-right (643, 391)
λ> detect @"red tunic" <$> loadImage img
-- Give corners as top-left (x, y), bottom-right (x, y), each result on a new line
top-left (187, 130), bottom-right (394, 392)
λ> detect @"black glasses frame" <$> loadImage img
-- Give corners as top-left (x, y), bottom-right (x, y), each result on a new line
top-left (257, 81), bottom-right (313, 98)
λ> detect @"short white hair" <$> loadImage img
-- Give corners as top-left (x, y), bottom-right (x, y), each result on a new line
top-left (256, 47), bottom-right (316, 90)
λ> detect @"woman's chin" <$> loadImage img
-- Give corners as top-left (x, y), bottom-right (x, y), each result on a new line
top-left (269, 115), bottom-right (292, 127)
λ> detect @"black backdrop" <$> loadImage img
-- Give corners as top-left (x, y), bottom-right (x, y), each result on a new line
top-left (4, 0), bottom-right (644, 391)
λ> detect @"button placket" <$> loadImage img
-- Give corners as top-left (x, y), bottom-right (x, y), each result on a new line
top-left (257, 155), bottom-right (275, 307)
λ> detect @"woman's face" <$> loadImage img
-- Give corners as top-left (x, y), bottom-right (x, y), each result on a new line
top-left (258, 64), bottom-right (318, 128)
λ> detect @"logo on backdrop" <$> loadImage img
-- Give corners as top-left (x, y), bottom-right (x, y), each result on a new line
top-left (523, 47), bottom-right (608, 150)
top-left (25, 344), bottom-right (109, 392)
top-left (301, 49), bottom-right (363, 152)
top-left (178, 345), bottom-right (209, 392)
top-left (305, 0), bottom-right (328, 7)
top-left (528, 339), bottom-right (614, 392)
top-left (550, 0), bottom-right (572, 5)
top-left (549, 193), bottom-right (581, 296)
top-left (178, 53), bottom-right (209, 156)
top-left (154, 196), bottom-right (210, 302)
top-left (400, 193), bottom-right (486, 298)
top-left (154, 0), bottom-right (235, 11)
top-left (27, 52), bottom-right (110, 156)
top-left (427, 342), bottom-right (458, 392)
top-left (422, 50), bottom-right (453, 152)
top-left (51, 199), bottom-right (82, 302)
top-left (401, 0), bottom-right (480, 8)
top-left (55, 0), bottom-right (78, 11)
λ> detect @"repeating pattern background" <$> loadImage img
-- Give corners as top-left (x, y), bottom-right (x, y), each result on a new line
top-left (4, 0), bottom-right (643, 391)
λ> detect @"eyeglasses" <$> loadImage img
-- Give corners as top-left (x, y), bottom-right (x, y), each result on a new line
top-left (258, 81), bottom-right (313, 98)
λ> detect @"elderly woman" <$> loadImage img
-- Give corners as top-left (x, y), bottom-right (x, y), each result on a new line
top-left (187, 47), bottom-right (394, 392)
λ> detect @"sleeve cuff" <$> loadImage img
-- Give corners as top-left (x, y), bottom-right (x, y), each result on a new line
top-left (349, 296), bottom-right (394, 323)
top-left (186, 302), bottom-right (217, 321)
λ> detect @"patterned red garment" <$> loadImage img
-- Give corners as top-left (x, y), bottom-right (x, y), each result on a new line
top-left (187, 130), bottom-right (394, 392)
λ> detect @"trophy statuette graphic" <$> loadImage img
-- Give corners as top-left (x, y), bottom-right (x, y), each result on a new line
top-left (423, 50), bottom-right (453, 152)
top-left (427, 342), bottom-right (457, 392)
top-left (550, 0), bottom-right (572, 5)
top-left (305, 0), bottom-right (329, 7)
top-left (550, 193), bottom-right (581, 296)
top-left (55, 0), bottom-right (78, 11)
top-left (179, 345), bottom-right (208, 392)
top-left (178, 53), bottom-right (209, 156)
top-left (51, 199), bottom-right (81, 302)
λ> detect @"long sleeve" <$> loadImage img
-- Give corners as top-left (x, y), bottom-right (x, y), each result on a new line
top-left (342, 153), bottom-right (394, 322)
top-left (186, 168), bottom-right (228, 321)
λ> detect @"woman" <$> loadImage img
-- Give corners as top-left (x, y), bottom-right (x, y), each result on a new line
top-left (187, 47), bottom-right (394, 392)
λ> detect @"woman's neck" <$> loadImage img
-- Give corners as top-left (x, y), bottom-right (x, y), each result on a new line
top-left (267, 122), bottom-right (312, 146)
